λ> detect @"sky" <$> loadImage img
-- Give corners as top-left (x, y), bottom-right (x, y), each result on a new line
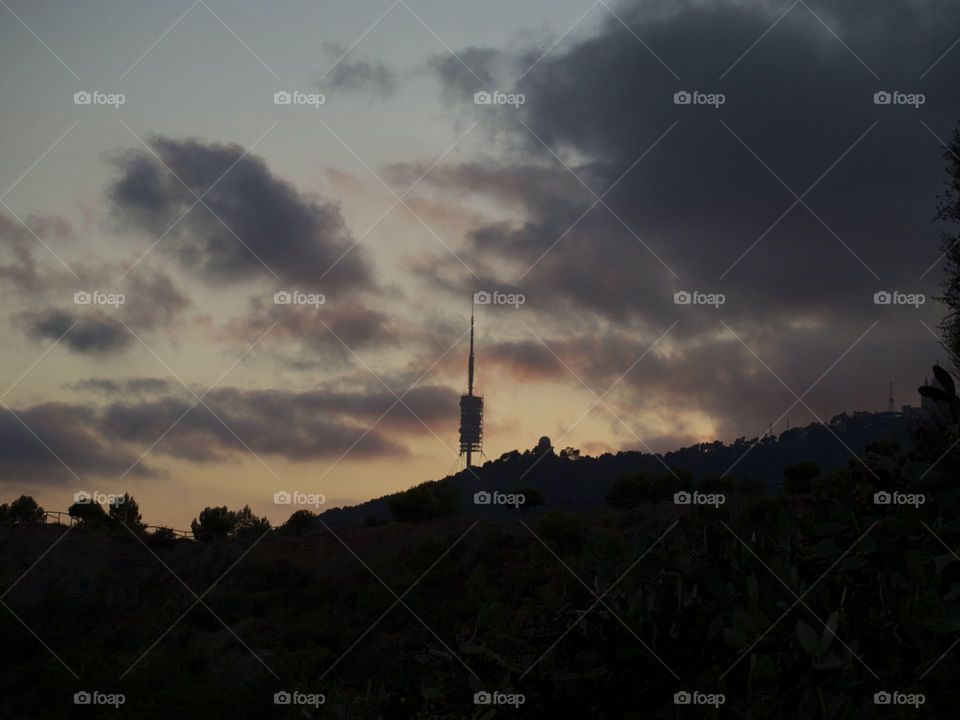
top-left (0, 0), bottom-right (958, 528)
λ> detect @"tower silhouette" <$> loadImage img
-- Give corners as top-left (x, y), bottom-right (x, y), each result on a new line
top-left (458, 307), bottom-right (483, 467)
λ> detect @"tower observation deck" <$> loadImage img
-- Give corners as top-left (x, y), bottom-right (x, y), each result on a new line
top-left (458, 308), bottom-right (483, 467)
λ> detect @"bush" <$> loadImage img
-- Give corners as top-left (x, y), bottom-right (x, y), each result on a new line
top-left (783, 461), bottom-right (820, 494)
top-left (388, 481), bottom-right (459, 522)
top-left (606, 472), bottom-right (684, 508)
top-left (537, 511), bottom-right (587, 554)
top-left (8, 495), bottom-right (44, 524)
top-left (514, 487), bottom-right (545, 512)
top-left (109, 493), bottom-right (145, 531)
top-left (191, 505), bottom-right (271, 541)
top-left (695, 474), bottom-right (738, 494)
top-left (68, 500), bottom-right (109, 527)
top-left (280, 509), bottom-right (317, 536)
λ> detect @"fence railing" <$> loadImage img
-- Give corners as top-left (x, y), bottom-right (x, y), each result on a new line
top-left (43, 511), bottom-right (193, 538)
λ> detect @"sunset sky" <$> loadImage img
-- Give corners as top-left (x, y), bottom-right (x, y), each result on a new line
top-left (1, 0), bottom-right (958, 528)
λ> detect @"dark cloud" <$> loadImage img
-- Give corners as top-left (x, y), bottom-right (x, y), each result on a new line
top-left (0, 402), bottom-right (157, 484)
top-left (227, 296), bottom-right (396, 355)
top-left (0, 212), bottom-right (75, 293)
top-left (19, 309), bottom-right (131, 355)
top-left (70, 377), bottom-right (174, 396)
top-left (321, 45), bottom-right (397, 96)
top-left (107, 136), bottom-right (371, 288)
top-left (0, 378), bottom-right (460, 485)
top-left (412, 0), bottom-right (958, 442)
top-left (98, 382), bottom-right (458, 463)
top-left (12, 263), bottom-right (191, 356)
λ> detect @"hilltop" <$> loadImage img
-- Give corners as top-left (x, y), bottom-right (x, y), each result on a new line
top-left (320, 409), bottom-right (923, 527)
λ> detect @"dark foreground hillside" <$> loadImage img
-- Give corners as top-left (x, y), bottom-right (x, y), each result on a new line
top-left (2, 440), bottom-right (960, 720)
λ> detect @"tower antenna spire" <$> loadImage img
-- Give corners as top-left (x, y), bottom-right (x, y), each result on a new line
top-left (468, 305), bottom-right (475, 396)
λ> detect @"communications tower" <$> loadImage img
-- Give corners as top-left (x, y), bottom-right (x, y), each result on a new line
top-left (458, 308), bottom-right (483, 467)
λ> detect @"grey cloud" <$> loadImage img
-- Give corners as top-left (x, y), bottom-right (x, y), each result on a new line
top-left (412, 0), bottom-right (956, 442)
top-left (70, 377), bottom-right (174, 396)
top-left (107, 136), bottom-right (371, 288)
top-left (0, 402), bottom-right (157, 484)
top-left (0, 379), bottom-right (460, 485)
top-left (321, 45), bottom-right (397, 96)
top-left (19, 309), bottom-right (131, 355)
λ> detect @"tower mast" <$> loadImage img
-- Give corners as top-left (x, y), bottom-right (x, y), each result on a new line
top-left (458, 303), bottom-right (483, 468)
top-left (468, 308), bottom-right (475, 397)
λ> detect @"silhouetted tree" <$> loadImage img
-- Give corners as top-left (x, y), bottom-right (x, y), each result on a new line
top-left (191, 505), bottom-right (270, 541)
top-left (68, 500), bottom-right (109, 527)
top-left (109, 493), bottom-right (144, 531)
top-left (8, 495), bottom-right (44, 524)
top-left (388, 481), bottom-right (459, 522)
top-left (937, 126), bottom-right (960, 371)
top-left (191, 506), bottom-right (235, 541)
top-left (783, 461), bottom-right (820, 494)
top-left (606, 475), bottom-right (651, 509)
top-left (280, 509), bottom-right (317, 536)
top-left (515, 488), bottom-right (545, 513)
top-left (233, 505), bottom-right (271, 539)
top-left (606, 472), bottom-right (684, 508)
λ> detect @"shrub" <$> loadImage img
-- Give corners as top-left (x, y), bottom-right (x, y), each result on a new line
top-left (191, 505), bottom-right (270, 541)
top-left (68, 500), bottom-right (109, 527)
top-left (783, 461), bottom-right (820, 494)
top-left (388, 481), bottom-right (459, 522)
top-left (109, 493), bottom-right (145, 531)
top-left (8, 495), bottom-right (44, 524)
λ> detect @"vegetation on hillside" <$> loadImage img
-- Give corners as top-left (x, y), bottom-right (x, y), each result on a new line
top-left (0, 367), bottom-right (958, 718)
